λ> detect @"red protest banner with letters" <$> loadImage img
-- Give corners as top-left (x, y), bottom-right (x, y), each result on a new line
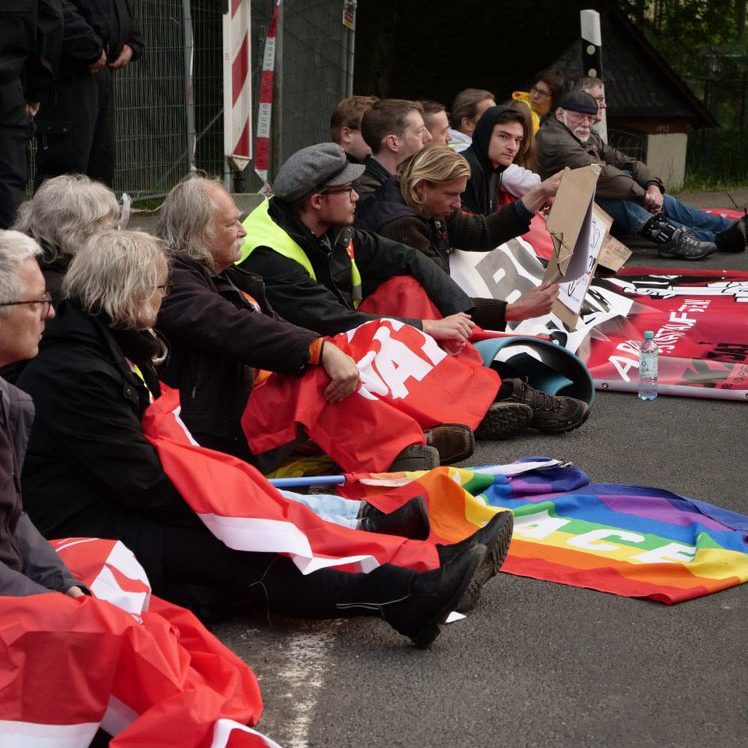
top-left (243, 318), bottom-right (499, 472)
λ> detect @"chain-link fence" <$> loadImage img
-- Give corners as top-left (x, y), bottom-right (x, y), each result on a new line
top-left (108, 0), bottom-right (352, 199)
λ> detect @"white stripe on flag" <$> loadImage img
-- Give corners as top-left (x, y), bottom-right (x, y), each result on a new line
top-left (196, 514), bottom-right (380, 574)
top-left (210, 718), bottom-right (284, 748)
top-left (100, 695), bottom-right (138, 739)
top-left (0, 720), bottom-right (100, 747)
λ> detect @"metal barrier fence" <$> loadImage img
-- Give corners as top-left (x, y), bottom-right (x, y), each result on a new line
top-left (108, 0), bottom-right (351, 199)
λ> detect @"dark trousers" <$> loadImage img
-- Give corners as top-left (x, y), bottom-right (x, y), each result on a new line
top-left (34, 66), bottom-right (115, 189)
top-left (0, 80), bottom-right (30, 229)
top-left (155, 518), bottom-right (416, 620)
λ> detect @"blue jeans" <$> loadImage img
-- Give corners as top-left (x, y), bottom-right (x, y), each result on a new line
top-left (281, 490), bottom-right (362, 529)
top-left (597, 193), bottom-right (733, 242)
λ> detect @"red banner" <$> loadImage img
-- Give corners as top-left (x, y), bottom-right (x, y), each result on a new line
top-left (243, 317), bottom-right (499, 472)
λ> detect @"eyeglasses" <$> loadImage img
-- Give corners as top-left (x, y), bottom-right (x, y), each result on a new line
top-left (0, 293), bottom-right (53, 317)
top-left (530, 86), bottom-right (552, 99)
top-left (320, 185), bottom-right (356, 198)
top-left (566, 111), bottom-right (596, 124)
top-left (589, 94), bottom-right (606, 104)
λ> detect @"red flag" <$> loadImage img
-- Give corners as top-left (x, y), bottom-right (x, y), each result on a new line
top-left (0, 539), bottom-right (277, 747)
top-left (142, 387), bottom-right (441, 574)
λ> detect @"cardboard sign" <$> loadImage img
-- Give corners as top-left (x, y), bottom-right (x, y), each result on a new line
top-left (543, 164), bottom-right (613, 329)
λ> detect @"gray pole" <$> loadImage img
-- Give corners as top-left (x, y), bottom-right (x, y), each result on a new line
top-left (271, 1), bottom-right (284, 180)
top-left (182, 0), bottom-right (197, 172)
top-left (346, 0), bottom-right (357, 97)
top-left (580, 9), bottom-right (607, 143)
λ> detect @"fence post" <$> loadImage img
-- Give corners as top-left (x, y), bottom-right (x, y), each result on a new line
top-left (271, 1), bottom-right (284, 180)
top-left (182, 0), bottom-right (197, 172)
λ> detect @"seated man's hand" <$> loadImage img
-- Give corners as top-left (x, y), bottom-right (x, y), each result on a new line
top-left (89, 49), bottom-right (107, 73)
top-left (320, 342), bottom-right (360, 403)
top-left (505, 282), bottom-right (559, 321)
top-left (422, 313), bottom-right (475, 350)
top-left (520, 170), bottom-right (563, 213)
top-left (109, 44), bottom-right (134, 70)
top-left (66, 585), bottom-right (86, 599)
top-left (643, 185), bottom-right (664, 213)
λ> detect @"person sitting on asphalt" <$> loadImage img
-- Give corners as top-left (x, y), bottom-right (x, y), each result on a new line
top-left (155, 176), bottom-right (475, 474)
top-left (354, 144), bottom-right (588, 438)
top-left (0, 229), bottom-right (86, 599)
top-left (461, 105), bottom-right (542, 215)
top-left (512, 68), bottom-right (567, 136)
top-left (330, 95), bottom-right (379, 164)
top-left (240, 142), bottom-right (588, 438)
top-left (419, 100), bottom-right (452, 146)
top-left (447, 88), bottom-right (496, 153)
top-left (354, 99), bottom-right (432, 201)
top-left (536, 90), bottom-right (747, 260)
top-left (16, 229), bottom-right (501, 645)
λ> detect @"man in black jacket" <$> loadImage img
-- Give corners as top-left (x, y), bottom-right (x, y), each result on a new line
top-left (33, 0), bottom-right (143, 188)
top-left (0, 228), bottom-right (85, 598)
top-left (0, 0), bottom-right (63, 227)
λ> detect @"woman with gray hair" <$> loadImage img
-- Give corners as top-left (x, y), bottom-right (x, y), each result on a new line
top-left (16, 228), bottom-right (485, 641)
top-left (13, 174), bottom-right (121, 302)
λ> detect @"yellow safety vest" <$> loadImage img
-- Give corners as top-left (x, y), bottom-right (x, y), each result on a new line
top-left (238, 199), bottom-right (363, 308)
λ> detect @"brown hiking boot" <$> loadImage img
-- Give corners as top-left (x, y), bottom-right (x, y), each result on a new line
top-left (500, 377), bottom-right (589, 434)
top-left (474, 402), bottom-right (532, 440)
top-left (425, 423), bottom-right (475, 464)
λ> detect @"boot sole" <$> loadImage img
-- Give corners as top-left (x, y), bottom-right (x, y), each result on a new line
top-left (410, 545), bottom-right (487, 649)
top-left (456, 512), bottom-right (514, 613)
top-left (475, 403), bottom-right (532, 440)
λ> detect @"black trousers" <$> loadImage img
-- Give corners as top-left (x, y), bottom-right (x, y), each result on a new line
top-left (154, 517), bottom-right (416, 620)
top-left (0, 79), bottom-right (30, 229)
top-left (34, 66), bottom-right (115, 189)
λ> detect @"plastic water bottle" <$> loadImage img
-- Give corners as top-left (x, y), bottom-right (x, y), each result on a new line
top-left (638, 331), bottom-right (658, 401)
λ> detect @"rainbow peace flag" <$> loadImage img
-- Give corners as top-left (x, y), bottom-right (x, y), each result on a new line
top-left (343, 459), bottom-right (748, 604)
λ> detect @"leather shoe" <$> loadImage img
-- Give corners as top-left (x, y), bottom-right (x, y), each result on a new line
top-left (382, 544), bottom-right (486, 648)
top-left (425, 423), bottom-right (475, 464)
top-left (359, 496), bottom-right (430, 540)
top-left (387, 444), bottom-right (439, 472)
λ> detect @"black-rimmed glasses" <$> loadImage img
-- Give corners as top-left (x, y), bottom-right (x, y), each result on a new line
top-left (0, 293), bottom-right (53, 317)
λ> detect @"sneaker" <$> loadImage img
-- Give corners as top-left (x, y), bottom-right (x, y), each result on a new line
top-left (425, 423), bottom-right (475, 464)
top-left (382, 544), bottom-right (486, 648)
top-left (437, 510), bottom-right (514, 613)
top-left (474, 402), bottom-right (532, 440)
top-left (658, 229), bottom-right (716, 260)
top-left (387, 444), bottom-right (440, 472)
top-left (500, 377), bottom-right (589, 434)
top-left (359, 496), bottom-right (430, 540)
top-left (715, 216), bottom-right (747, 253)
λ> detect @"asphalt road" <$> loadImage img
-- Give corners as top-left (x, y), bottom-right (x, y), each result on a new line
top-left (212, 195), bottom-right (748, 748)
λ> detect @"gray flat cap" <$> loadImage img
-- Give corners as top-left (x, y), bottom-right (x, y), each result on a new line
top-left (558, 90), bottom-right (599, 115)
top-left (273, 142), bottom-right (365, 202)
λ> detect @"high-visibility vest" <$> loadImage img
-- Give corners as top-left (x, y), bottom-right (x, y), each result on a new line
top-left (238, 198), bottom-right (363, 308)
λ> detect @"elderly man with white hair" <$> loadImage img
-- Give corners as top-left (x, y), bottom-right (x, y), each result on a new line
top-left (0, 229), bottom-right (85, 598)
top-left (155, 175), bottom-right (476, 475)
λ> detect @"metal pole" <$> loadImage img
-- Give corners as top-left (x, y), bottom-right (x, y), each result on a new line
top-left (580, 9), bottom-right (607, 143)
top-left (271, 1), bottom-right (284, 180)
top-left (346, 1), bottom-right (357, 97)
top-left (182, 0), bottom-right (197, 172)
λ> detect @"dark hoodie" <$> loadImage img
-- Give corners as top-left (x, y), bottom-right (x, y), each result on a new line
top-left (462, 105), bottom-right (518, 215)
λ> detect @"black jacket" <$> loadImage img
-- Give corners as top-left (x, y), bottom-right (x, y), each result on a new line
top-left (461, 105), bottom-right (517, 215)
top-left (353, 156), bottom-right (391, 202)
top-left (156, 253), bottom-right (319, 444)
top-left (354, 176), bottom-right (531, 330)
top-left (0, 376), bottom-right (82, 596)
top-left (240, 197), bottom-right (475, 337)
top-left (17, 301), bottom-right (192, 591)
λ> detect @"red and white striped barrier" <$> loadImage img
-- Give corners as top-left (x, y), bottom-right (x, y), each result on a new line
top-left (223, 0), bottom-right (253, 171)
top-left (254, 0), bottom-right (281, 187)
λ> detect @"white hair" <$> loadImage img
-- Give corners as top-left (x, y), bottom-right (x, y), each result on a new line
top-left (156, 175), bottom-right (223, 270)
top-left (63, 230), bottom-right (169, 329)
top-left (0, 230), bottom-right (43, 317)
top-left (13, 174), bottom-right (119, 265)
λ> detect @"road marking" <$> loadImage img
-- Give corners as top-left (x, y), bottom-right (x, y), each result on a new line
top-left (272, 621), bottom-right (343, 748)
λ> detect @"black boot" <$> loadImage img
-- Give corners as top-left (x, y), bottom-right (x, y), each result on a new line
top-left (381, 544), bottom-right (486, 648)
top-left (640, 214), bottom-right (716, 260)
top-left (359, 496), bottom-right (430, 540)
top-left (437, 511), bottom-right (514, 612)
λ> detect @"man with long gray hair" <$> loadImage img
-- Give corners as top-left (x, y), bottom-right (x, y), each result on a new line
top-left (0, 229), bottom-right (86, 599)
top-left (155, 175), bottom-right (475, 480)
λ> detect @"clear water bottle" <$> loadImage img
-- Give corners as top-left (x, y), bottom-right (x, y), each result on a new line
top-left (638, 331), bottom-right (658, 401)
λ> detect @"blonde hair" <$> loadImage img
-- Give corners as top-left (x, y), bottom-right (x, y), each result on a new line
top-left (13, 174), bottom-right (119, 265)
top-left (63, 230), bottom-right (169, 329)
top-left (398, 145), bottom-right (471, 211)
